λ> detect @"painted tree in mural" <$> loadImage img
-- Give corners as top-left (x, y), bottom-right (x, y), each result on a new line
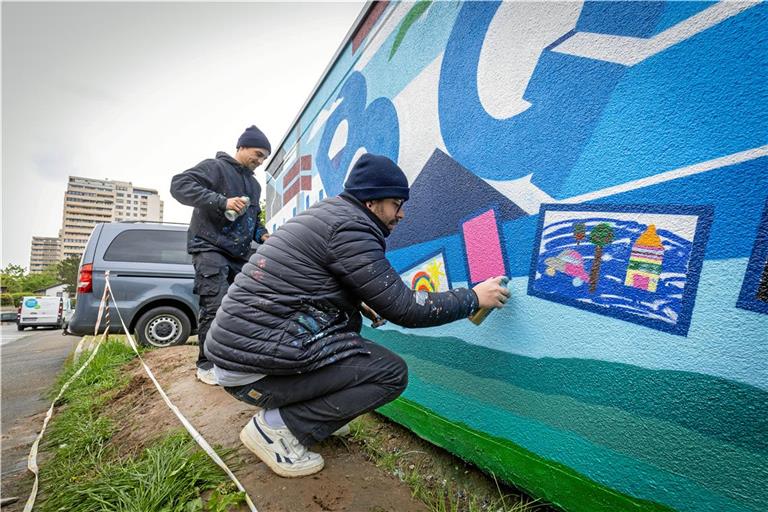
top-left (573, 223), bottom-right (586, 245)
top-left (588, 223), bottom-right (615, 293)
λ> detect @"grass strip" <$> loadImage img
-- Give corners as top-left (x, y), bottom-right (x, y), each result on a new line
top-left (350, 413), bottom-right (541, 512)
top-left (37, 337), bottom-right (244, 512)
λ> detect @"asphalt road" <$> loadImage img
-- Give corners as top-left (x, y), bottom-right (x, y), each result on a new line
top-left (1, 322), bottom-right (80, 477)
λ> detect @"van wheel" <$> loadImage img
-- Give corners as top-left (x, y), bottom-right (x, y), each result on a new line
top-left (17, 325), bottom-right (24, 331)
top-left (135, 306), bottom-right (191, 348)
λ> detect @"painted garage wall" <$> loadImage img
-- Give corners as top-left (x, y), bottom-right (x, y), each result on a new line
top-left (264, 2), bottom-right (768, 511)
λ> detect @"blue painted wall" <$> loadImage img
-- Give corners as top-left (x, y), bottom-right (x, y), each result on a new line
top-left (266, 2), bottom-right (768, 510)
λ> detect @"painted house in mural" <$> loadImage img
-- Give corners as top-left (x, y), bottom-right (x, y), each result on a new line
top-left (264, 2), bottom-right (768, 511)
top-left (625, 224), bottom-right (665, 292)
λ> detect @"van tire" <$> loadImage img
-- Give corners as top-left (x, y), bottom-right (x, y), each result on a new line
top-left (17, 325), bottom-right (24, 331)
top-left (135, 306), bottom-right (191, 348)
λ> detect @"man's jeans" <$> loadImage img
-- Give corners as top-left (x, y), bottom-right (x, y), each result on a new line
top-left (224, 340), bottom-right (408, 447)
top-left (192, 251), bottom-right (244, 370)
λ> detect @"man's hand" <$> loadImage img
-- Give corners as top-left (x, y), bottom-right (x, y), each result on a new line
top-left (472, 276), bottom-right (510, 309)
top-left (226, 197), bottom-right (248, 214)
top-left (260, 233), bottom-right (271, 243)
top-left (360, 302), bottom-right (387, 328)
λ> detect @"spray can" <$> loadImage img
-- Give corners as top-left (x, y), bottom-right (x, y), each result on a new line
top-left (468, 276), bottom-right (509, 325)
top-left (224, 196), bottom-right (250, 221)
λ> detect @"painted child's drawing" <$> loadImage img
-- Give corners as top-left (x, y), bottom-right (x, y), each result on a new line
top-left (528, 204), bottom-right (713, 336)
top-left (399, 252), bottom-right (451, 292)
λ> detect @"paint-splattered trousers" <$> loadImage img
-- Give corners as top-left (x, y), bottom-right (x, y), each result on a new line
top-left (192, 251), bottom-right (244, 370)
top-left (223, 340), bottom-right (408, 447)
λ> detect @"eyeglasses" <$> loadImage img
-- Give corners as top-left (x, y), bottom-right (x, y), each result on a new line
top-left (391, 199), bottom-right (405, 214)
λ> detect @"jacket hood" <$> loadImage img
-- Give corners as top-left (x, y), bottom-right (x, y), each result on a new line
top-left (339, 190), bottom-right (391, 237)
top-left (216, 151), bottom-right (251, 174)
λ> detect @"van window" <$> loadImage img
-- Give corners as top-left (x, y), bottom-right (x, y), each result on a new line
top-left (103, 230), bottom-right (192, 264)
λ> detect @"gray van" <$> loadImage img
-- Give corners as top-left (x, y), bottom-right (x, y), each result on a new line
top-left (68, 222), bottom-right (198, 347)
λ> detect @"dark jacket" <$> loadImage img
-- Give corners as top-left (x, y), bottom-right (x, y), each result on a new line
top-left (170, 152), bottom-right (267, 261)
top-left (205, 192), bottom-right (479, 375)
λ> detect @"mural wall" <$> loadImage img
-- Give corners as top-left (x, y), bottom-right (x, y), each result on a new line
top-left (265, 2), bottom-right (768, 511)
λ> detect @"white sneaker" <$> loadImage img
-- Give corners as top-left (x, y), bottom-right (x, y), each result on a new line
top-left (331, 423), bottom-right (351, 437)
top-left (239, 410), bottom-right (324, 478)
top-left (196, 367), bottom-right (218, 386)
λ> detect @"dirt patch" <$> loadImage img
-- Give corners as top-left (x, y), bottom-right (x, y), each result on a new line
top-left (103, 346), bottom-right (427, 512)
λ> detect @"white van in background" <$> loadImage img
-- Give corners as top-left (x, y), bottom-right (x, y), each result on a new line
top-left (16, 295), bottom-right (73, 331)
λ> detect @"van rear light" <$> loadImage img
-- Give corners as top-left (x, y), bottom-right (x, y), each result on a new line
top-left (58, 301), bottom-right (64, 319)
top-left (77, 263), bottom-right (93, 294)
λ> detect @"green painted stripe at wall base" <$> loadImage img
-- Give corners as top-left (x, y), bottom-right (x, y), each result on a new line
top-left (402, 355), bottom-right (766, 507)
top-left (377, 397), bottom-right (675, 512)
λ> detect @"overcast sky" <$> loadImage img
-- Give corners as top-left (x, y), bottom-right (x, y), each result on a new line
top-left (1, 1), bottom-right (364, 269)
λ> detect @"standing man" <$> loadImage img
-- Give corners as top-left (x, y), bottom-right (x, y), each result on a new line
top-left (170, 125), bottom-right (271, 385)
top-left (205, 153), bottom-right (510, 477)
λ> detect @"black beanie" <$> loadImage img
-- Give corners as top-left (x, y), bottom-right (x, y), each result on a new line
top-left (237, 125), bottom-right (271, 153)
top-left (343, 153), bottom-right (410, 202)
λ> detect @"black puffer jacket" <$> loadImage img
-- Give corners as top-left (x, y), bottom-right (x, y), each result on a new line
top-left (170, 152), bottom-right (267, 261)
top-left (205, 192), bottom-right (479, 374)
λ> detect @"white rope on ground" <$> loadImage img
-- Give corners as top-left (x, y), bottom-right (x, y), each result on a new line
top-left (23, 283), bottom-right (112, 512)
top-left (102, 273), bottom-right (258, 512)
top-left (73, 335), bottom-right (88, 362)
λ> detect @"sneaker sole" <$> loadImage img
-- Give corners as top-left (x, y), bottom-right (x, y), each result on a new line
top-left (239, 423), bottom-right (324, 478)
top-left (196, 372), bottom-right (218, 386)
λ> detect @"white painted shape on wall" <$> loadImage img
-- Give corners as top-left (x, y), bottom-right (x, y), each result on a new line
top-left (551, 1), bottom-right (759, 66)
top-left (561, 145), bottom-right (768, 204)
top-left (483, 174), bottom-right (556, 215)
top-left (308, 98), bottom-right (343, 142)
top-left (392, 54), bottom-right (447, 183)
top-left (484, 145), bottom-right (768, 213)
top-left (328, 119), bottom-right (349, 161)
top-left (478, 1), bottom-right (582, 119)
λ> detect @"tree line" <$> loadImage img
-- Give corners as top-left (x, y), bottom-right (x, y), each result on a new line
top-left (0, 255), bottom-right (80, 306)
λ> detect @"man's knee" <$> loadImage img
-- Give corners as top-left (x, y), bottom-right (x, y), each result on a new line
top-left (384, 351), bottom-right (409, 395)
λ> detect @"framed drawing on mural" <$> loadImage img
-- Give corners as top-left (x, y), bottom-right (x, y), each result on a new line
top-left (398, 250), bottom-right (452, 292)
top-left (736, 198), bottom-right (768, 315)
top-left (527, 203), bottom-right (714, 336)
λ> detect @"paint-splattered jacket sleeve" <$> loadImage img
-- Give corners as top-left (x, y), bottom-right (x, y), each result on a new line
top-left (170, 159), bottom-right (228, 212)
top-left (327, 221), bottom-right (479, 328)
